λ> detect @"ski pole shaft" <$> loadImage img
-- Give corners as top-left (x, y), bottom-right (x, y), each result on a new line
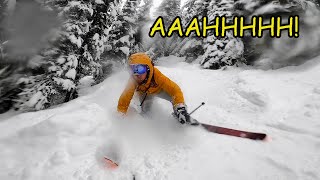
top-left (189, 102), bottom-right (205, 115)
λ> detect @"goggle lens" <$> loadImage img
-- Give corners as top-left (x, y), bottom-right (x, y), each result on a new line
top-left (130, 64), bottom-right (147, 75)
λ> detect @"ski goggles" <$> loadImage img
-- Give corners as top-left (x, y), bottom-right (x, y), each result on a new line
top-left (129, 64), bottom-right (148, 75)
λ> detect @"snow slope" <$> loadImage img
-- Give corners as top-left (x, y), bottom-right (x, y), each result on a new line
top-left (1, 56), bottom-right (320, 180)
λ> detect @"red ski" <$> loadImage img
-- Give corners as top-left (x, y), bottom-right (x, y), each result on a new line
top-left (188, 102), bottom-right (267, 141)
top-left (103, 157), bottom-right (119, 169)
top-left (200, 123), bottom-right (267, 140)
top-left (103, 157), bottom-right (136, 179)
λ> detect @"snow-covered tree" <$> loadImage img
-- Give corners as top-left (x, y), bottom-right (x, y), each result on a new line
top-left (181, 0), bottom-right (197, 23)
top-left (0, 0), bottom-right (11, 58)
top-left (105, 5), bottom-right (127, 63)
top-left (14, 1), bottom-right (86, 111)
top-left (200, 0), bottom-right (244, 69)
top-left (154, 0), bottom-right (181, 26)
top-left (0, 0), bottom-right (8, 43)
top-left (234, 0), bottom-right (320, 69)
top-left (14, 0), bottom-right (120, 111)
top-left (137, 0), bottom-right (153, 22)
top-left (179, 0), bottom-right (210, 61)
top-left (106, 0), bottom-right (140, 63)
top-left (0, 0), bottom-right (35, 113)
top-left (150, 0), bottom-right (183, 59)
top-left (0, 0), bottom-right (10, 113)
top-left (181, 0), bottom-right (209, 24)
top-left (135, 0), bottom-right (153, 49)
top-left (123, 0), bottom-right (140, 51)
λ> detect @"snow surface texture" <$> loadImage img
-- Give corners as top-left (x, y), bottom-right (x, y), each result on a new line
top-left (1, 56), bottom-right (320, 180)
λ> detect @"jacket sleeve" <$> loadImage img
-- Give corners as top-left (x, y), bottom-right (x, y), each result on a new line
top-left (156, 68), bottom-right (185, 107)
top-left (117, 78), bottom-right (137, 113)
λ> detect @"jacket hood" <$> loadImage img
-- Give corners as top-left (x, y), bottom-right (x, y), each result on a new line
top-left (129, 53), bottom-right (154, 86)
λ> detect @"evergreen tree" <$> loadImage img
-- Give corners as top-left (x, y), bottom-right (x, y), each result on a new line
top-left (0, 0), bottom-right (8, 45)
top-left (233, 0), bottom-right (317, 68)
top-left (151, 0), bottom-right (182, 58)
top-left (105, 0), bottom-right (140, 63)
top-left (14, 0), bottom-right (120, 111)
top-left (200, 0), bottom-right (244, 69)
top-left (137, 0), bottom-right (153, 23)
top-left (0, 0), bottom-right (11, 113)
top-left (181, 0), bottom-right (197, 24)
top-left (179, 0), bottom-right (210, 62)
top-left (123, 0), bottom-right (140, 51)
top-left (135, 0), bottom-right (154, 52)
top-left (181, 0), bottom-right (209, 24)
top-left (154, 0), bottom-right (181, 27)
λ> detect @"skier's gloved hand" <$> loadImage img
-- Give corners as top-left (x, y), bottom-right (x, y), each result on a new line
top-left (116, 110), bottom-right (127, 120)
top-left (174, 105), bottom-right (190, 124)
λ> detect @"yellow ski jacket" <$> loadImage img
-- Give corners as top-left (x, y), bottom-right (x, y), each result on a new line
top-left (117, 53), bottom-right (185, 113)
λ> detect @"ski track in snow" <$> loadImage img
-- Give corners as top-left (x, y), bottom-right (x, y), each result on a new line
top-left (0, 56), bottom-right (320, 180)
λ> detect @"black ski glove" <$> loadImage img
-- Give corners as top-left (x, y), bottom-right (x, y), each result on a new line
top-left (175, 106), bottom-right (190, 124)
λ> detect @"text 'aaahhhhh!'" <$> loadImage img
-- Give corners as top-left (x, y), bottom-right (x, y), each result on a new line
top-left (149, 16), bottom-right (299, 38)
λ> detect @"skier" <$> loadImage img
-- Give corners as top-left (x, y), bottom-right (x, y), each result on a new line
top-left (117, 52), bottom-right (197, 125)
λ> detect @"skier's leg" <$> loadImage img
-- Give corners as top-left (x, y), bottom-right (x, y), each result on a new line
top-left (139, 93), bottom-right (154, 114)
top-left (156, 91), bottom-right (173, 106)
top-left (156, 91), bottom-right (180, 116)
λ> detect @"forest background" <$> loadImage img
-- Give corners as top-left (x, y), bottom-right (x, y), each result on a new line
top-left (0, 0), bottom-right (319, 114)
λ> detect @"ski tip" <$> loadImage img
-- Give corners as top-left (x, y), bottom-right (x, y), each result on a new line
top-left (263, 135), bottom-right (271, 142)
top-left (103, 157), bottom-right (119, 169)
